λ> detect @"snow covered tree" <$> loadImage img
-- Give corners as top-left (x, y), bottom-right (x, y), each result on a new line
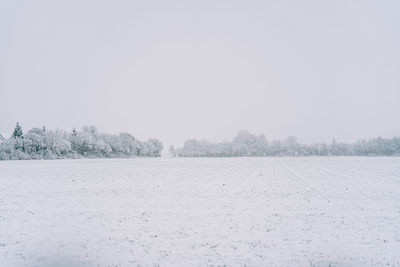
top-left (147, 138), bottom-right (163, 157)
top-left (45, 129), bottom-right (71, 158)
top-left (168, 145), bottom-right (176, 157)
top-left (24, 127), bottom-right (47, 156)
top-left (12, 122), bottom-right (23, 138)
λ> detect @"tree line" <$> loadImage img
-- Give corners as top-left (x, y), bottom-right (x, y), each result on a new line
top-left (2, 125), bottom-right (399, 160)
top-left (0, 123), bottom-right (163, 160)
top-left (169, 130), bottom-right (400, 157)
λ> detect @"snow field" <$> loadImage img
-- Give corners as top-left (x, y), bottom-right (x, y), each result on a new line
top-left (0, 157), bottom-right (399, 266)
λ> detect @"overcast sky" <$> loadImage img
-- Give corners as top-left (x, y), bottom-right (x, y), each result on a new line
top-left (1, 0), bottom-right (399, 146)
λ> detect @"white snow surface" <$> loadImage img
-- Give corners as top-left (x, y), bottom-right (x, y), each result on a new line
top-left (0, 157), bottom-right (399, 266)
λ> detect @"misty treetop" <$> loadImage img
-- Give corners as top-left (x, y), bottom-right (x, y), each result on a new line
top-left (170, 130), bottom-right (400, 157)
top-left (0, 123), bottom-right (163, 160)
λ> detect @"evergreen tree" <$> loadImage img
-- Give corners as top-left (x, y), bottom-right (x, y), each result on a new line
top-left (12, 122), bottom-right (23, 138)
top-left (72, 127), bottom-right (78, 137)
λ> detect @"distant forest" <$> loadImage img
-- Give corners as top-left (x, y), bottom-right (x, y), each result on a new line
top-left (170, 130), bottom-right (400, 157)
top-left (0, 123), bottom-right (163, 160)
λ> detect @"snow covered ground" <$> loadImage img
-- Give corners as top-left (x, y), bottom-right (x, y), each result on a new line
top-left (0, 157), bottom-right (399, 266)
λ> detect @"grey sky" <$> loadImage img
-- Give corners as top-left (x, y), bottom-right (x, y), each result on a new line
top-left (1, 0), bottom-right (399, 146)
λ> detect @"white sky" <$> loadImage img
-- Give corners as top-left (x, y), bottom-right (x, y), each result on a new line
top-left (1, 0), bottom-right (399, 146)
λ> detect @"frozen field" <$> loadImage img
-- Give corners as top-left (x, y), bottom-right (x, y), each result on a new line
top-left (0, 157), bottom-right (400, 266)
